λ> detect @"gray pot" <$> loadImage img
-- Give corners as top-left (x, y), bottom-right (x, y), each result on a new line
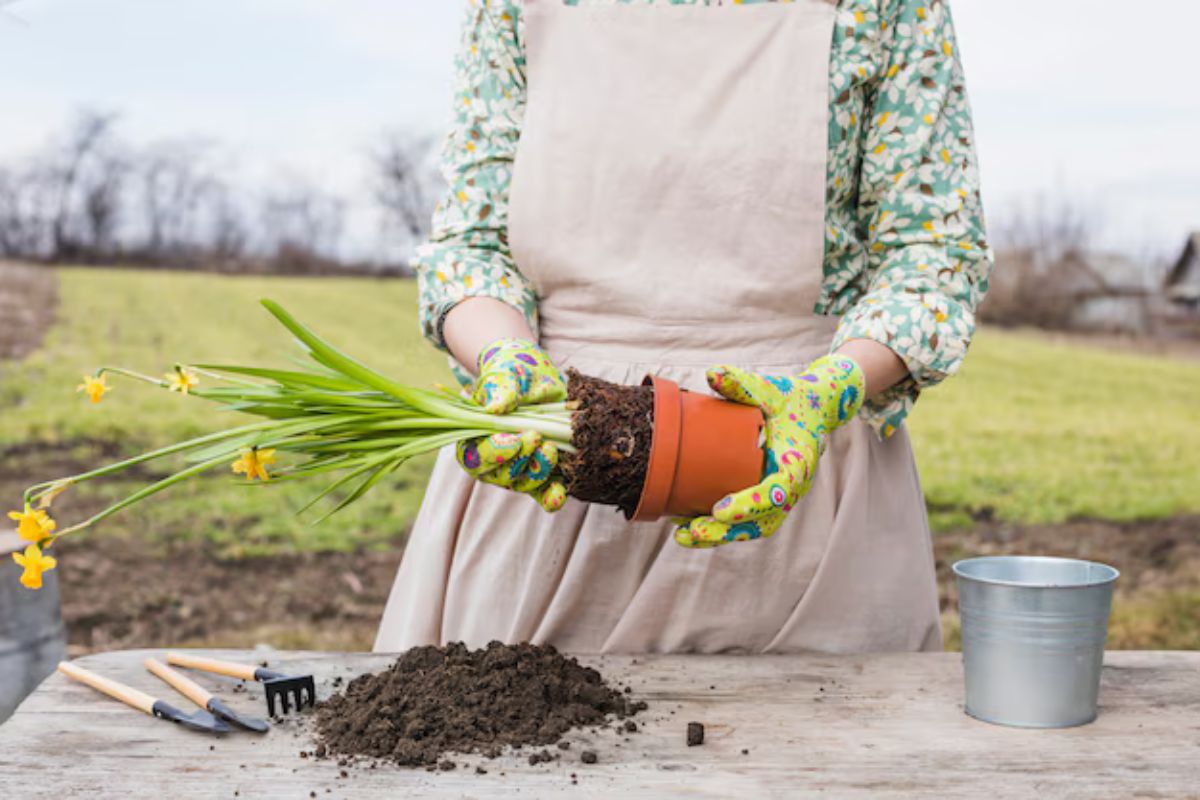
top-left (953, 555), bottom-right (1119, 728)
top-left (0, 534), bottom-right (67, 723)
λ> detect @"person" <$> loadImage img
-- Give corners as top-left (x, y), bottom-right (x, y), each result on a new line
top-left (376, 0), bottom-right (991, 655)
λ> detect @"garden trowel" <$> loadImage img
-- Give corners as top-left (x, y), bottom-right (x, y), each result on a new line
top-left (145, 657), bottom-right (269, 732)
top-left (57, 661), bottom-right (230, 734)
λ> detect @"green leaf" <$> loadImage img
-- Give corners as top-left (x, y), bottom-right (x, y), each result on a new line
top-left (194, 364), bottom-right (365, 392)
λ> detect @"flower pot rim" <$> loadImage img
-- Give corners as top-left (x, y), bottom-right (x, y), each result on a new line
top-left (631, 374), bottom-right (681, 521)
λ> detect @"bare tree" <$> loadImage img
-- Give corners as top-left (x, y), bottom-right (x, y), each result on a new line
top-left (373, 132), bottom-right (437, 247)
top-left (982, 194), bottom-right (1106, 328)
top-left (992, 194), bottom-right (1097, 264)
top-left (0, 108), bottom-right (392, 273)
top-left (0, 168), bottom-right (23, 255)
top-left (47, 111), bottom-right (122, 260)
top-left (79, 148), bottom-right (128, 259)
top-left (259, 181), bottom-right (345, 273)
top-left (138, 141), bottom-right (216, 260)
top-left (0, 165), bottom-right (55, 258)
top-left (204, 182), bottom-right (248, 265)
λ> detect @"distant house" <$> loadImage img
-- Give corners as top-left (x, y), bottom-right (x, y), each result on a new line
top-left (1156, 232), bottom-right (1200, 337)
top-left (1164, 233), bottom-right (1200, 312)
top-left (981, 248), bottom-right (1154, 333)
top-left (1056, 251), bottom-right (1154, 333)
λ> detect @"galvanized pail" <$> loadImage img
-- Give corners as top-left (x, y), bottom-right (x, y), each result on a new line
top-left (953, 556), bottom-right (1119, 728)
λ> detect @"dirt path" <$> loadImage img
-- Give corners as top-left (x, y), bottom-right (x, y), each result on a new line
top-left (935, 515), bottom-right (1200, 597)
top-left (57, 536), bottom-right (404, 656)
top-left (0, 261), bottom-right (57, 360)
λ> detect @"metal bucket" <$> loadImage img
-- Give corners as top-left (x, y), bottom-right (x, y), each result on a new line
top-left (953, 556), bottom-right (1119, 728)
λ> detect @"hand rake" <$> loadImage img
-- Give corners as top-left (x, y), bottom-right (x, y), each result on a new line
top-left (166, 652), bottom-right (315, 716)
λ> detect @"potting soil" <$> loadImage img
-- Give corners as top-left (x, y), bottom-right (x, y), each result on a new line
top-left (561, 369), bottom-right (654, 516)
top-left (312, 642), bottom-right (642, 767)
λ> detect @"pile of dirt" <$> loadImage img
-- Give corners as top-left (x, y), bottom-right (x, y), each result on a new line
top-left (313, 642), bottom-right (643, 767)
top-left (561, 370), bottom-right (654, 517)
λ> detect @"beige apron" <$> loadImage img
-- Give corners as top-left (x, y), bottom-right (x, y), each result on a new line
top-left (376, 0), bottom-right (942, 654)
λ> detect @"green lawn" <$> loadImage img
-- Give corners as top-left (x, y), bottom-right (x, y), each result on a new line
top-left (0, 268), bottom-right (451, 556)
top-left (2, 268), bottom-right (1199, 556)
top-left (909, 329), bottom-right (1200, 530)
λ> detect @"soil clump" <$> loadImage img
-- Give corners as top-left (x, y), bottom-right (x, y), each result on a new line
top-left (561, 370), bottom-right (654, 516)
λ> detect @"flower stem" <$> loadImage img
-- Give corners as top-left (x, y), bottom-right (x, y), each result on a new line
top-left (54, 453), bottom-right (233, 538)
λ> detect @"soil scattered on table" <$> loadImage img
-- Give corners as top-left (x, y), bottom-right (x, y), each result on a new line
top-left (312, 642), bottom-right (643, 768)
top-left (561, 370), bottom-right (654, 517)
top-left (528, 749), bottom-right (557, 766)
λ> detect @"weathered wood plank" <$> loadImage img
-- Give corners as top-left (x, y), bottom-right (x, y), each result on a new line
top-left (0, 650), bottom-right (1197, 798)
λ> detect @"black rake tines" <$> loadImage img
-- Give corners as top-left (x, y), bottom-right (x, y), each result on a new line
top-left (260, 670), bottom-right (316, 716)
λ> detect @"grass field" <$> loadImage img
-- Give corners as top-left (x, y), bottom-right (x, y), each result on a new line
top-left (909, 330), bottom-right (1200, 530)
top-left (0, 269), bottom-right (451, 556)
top-left (3, 268), bottom-right (1200, 557)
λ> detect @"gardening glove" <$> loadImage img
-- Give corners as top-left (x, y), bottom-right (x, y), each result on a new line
top-left (458, 339), bottom-right (569, 512)
top-left (457, 431), bottom-right (567, 512)
top-left (674, 355), bottom-right (865, 549)
top-left (471, 338), bottom-right (566, 414)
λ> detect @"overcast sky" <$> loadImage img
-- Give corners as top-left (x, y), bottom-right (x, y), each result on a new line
top-left (1, 0), bottom-right (1197, 263)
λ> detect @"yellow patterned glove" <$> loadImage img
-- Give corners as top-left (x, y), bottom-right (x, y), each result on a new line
top-left (471, 338), bottom-right (566, 414)
top-left (457, 339), bottom-right (568, 512)
top-left (674, 355), bottom-right (865, 549)
top-left (457, 431), bottom-right (567, 513)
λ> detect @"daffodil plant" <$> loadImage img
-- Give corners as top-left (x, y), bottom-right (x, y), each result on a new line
top-left (9, 300), bottom-right (575, 590)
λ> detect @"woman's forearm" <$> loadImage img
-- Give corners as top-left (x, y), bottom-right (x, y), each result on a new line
top-left (835, 338), bottom-right (909, 400)
top-left (443, 297), bottom-right (536, 375)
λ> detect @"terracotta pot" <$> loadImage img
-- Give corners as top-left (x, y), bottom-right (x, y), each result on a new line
top-left (631, 375), bottom-right (765, 521)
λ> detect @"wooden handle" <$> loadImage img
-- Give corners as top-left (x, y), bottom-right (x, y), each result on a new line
top-left (145, 658), bottom-right (213, 708)
top-left (58, 661), bottom-right (156, 715)
top-left (166, 652), bottom-right (258, 681)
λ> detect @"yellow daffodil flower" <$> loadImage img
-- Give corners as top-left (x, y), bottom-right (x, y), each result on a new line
top-left (77, 374), bottom-right (110, 404)
top-left (7, 504), bottom-right (57, 543)
top-left (232, 448), bottom-right (277, 482)
top-left (13, 543), bottom-right (57, 590)
top-left (166, 367), bottom-right (199, 394)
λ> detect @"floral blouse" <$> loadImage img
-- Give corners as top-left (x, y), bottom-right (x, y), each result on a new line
top-left (415, 0), bottom-right (992, 437)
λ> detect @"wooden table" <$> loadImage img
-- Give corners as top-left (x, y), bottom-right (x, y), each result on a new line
top-left (1, 650), bottom-right (1197, 798)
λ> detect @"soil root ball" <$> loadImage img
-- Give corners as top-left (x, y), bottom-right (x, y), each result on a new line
top-left (562, 369), bottom-right (655, 517)
top-left (313, 642), bottom-right (642, 768)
